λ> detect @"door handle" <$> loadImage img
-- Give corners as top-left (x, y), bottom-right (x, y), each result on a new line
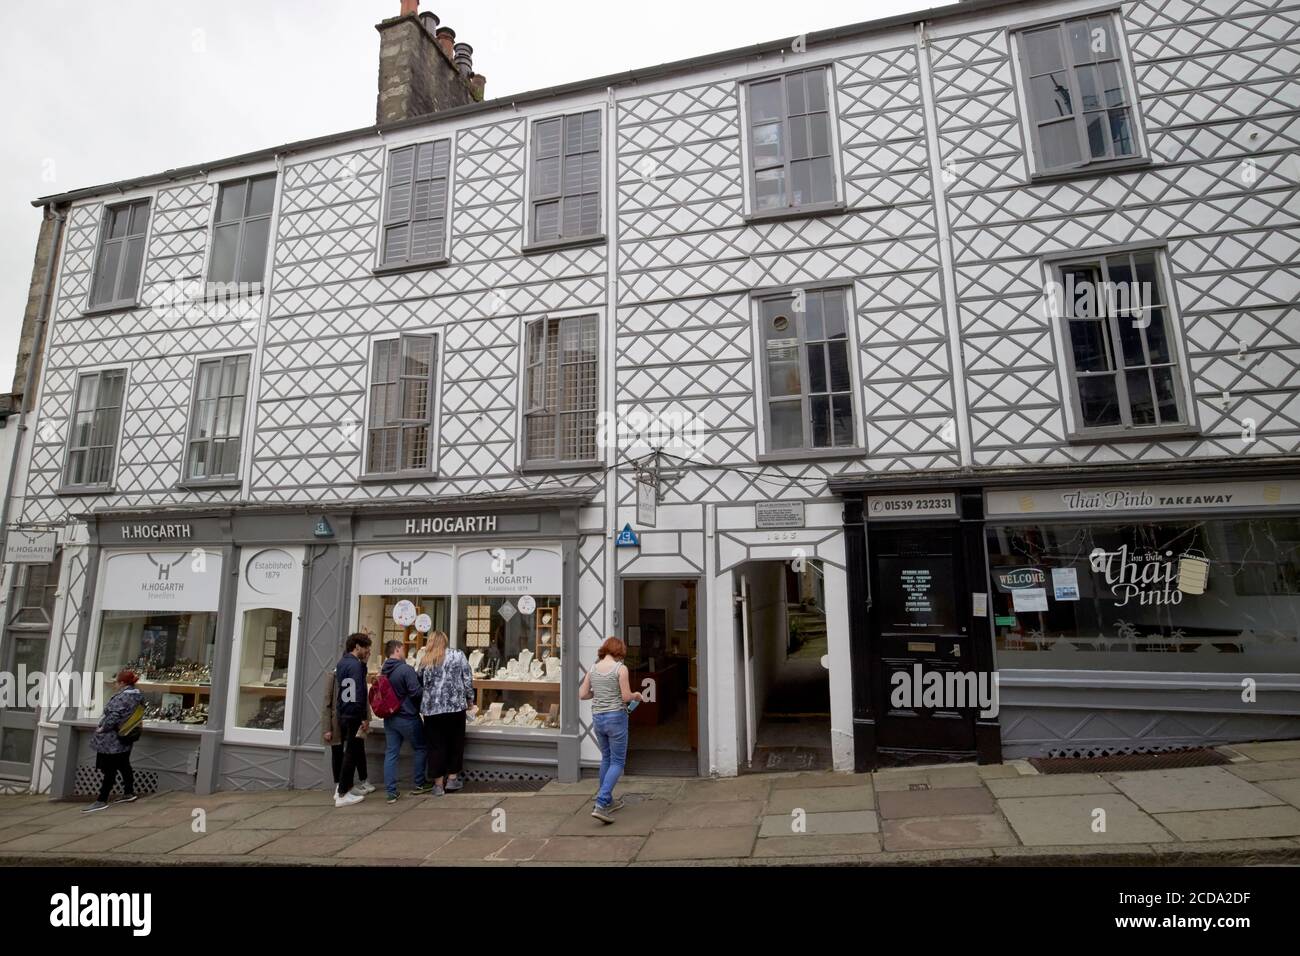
top-left (951, 644), bottom-right (961, 657)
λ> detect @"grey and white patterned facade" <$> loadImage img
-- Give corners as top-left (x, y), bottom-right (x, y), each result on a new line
top-left (3, 0), bottom-right (1299, 791)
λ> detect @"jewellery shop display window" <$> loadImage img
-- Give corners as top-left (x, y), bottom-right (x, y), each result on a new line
top-left (457, 546), bottom-right (563, 732)
top-left (92, 549), bottom-right (224, 726)
top-left (354, 550), bottom-right (452, 681)
top-left (986, 517), bottom-right (1300, 673)
top-left (225, 547), bottom-right (305, 744)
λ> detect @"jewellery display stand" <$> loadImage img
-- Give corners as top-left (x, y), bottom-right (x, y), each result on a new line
top-left (534, 606), bottom-right (559, 659)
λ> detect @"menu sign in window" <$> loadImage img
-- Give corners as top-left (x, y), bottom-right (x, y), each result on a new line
top-left (878, 556), bottom-right (957, 633)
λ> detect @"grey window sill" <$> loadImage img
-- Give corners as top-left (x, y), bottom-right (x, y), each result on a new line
top-left (743, 201), bottom-right (847, 224)
top-left (1067, 426), bottom-right (1200, 445)
top-left (521, 234), bottom-right (606, 255)
top-left (519, 460), bottom-right (603, 474)
top-left (373, 258), bottom-right (449, 277)
top-left (757, 446), bottom-right (865, 464)
top-left (357, 471), bottom-right (440, 484)
top-left (176, 479), bottom-right (242, 491)
top-left (197, 283), bottom-right (265, 301)
top-left (81, 301), bottom-right (140, 317)
top-left (1029, 157), bottom-right (1153, 185)
top-left (56, 485), bottom-right (113, 497)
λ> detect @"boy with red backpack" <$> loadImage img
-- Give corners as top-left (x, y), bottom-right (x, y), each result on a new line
top-left (376, 640), bottom-right (429, 803)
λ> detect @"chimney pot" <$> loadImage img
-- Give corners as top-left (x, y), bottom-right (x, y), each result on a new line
top-left (418, 10), bottom-right (440, 34)
top-left (453, 42), bottom-right (474, 78)
top-left (470, 73), bottom-right (486, 101)
top-left (399, 0), bottom-right (418, 16)
top-left (435, 25), bottom-right (456, 60)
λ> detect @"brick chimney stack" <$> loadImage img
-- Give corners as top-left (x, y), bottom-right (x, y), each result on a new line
top-left (375, 2), bottom-right (485, 125)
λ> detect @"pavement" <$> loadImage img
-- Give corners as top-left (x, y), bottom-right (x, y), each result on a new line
top-left (3, 740), bottom-right (1300, 866)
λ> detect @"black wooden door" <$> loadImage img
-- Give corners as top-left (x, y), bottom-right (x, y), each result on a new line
top-left (867, 524), bottom-right (978, 757)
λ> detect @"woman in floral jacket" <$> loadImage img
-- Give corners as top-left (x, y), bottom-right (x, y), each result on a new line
top-left (83, 669), bottom-right (144, 813)
top-left (418, 631), bottom-right (475, 795)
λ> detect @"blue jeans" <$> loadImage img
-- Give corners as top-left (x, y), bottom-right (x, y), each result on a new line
top-left (384, 712), bottom-right (427, 797)
top-left (593, 710), bottom-right (629, 808)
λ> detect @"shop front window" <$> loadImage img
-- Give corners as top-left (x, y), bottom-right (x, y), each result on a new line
top-left (987, 517), bottom-right (1300, 673)
top-left (458, 592), bottom-right (561, 730)
top-left (354, 550), bottom-right (454, 681)
top-left (95, 549), bottom-right (223, 726)
top-left (226, 547), bottom-right (303, 743)
top-left (233, 607), bottom-right (291, 731)
top-left (96, 610), bottom-right (217, 723)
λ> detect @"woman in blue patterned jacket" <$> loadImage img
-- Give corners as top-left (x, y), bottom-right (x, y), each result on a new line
top-left (418, 631), bottom-right (475, 795)
top-left (82, 669), bottom-right (144, 813)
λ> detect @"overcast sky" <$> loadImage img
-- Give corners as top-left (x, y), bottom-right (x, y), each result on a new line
top-left (0, 0), bottom-right (946, 385)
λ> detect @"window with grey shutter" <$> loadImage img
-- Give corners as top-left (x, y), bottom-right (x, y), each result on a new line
top-left (366, 334), bottom-right (437, 476)
top-left (529, 111), bottom-right (601, 244)
top-left (1015, 14), bottom-right (1141, 173)
top-left (185, 354), bottom-right (251, 481)
top-left (758, 289), bottom-right (856, 451)
top-left (63, 369), bottom-right (127, 489)
top-left (207, 174), bottom-right (276, 286)
top-left (381, 140), bottom-right (452, 267)
top-left (88, 200), bottom-right (150, 310)
top-left (1057, 250), bottom-right (1187, 435)
top-left (746, 68), bottom-right (837, 213)
top-left (523, 315), bottom-right (599, 465)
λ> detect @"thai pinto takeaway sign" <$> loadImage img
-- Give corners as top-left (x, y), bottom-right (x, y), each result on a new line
top-left (1089, 544), bottom-right (1210, 608)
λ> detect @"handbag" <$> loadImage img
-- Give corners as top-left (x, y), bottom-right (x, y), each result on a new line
top-left (117, 702), bottom-right (145, 742)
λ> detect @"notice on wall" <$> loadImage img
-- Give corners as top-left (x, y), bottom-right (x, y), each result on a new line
top-left (1011, 587), bottom-right (1049, 613)
top-left (1051, 567), bottom-right (1080, 601)
top-left (972, 592), bottom-right (988, 617)
top-left (901, 568), bottom-right (934, 616)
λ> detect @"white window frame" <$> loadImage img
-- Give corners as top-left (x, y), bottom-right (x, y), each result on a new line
top-left (516, 307), bottom-right (604, 470)
top-left (86, 197), bottom-right (153, 313)
top-left (1042, 243), bottom-right (1198, 442)
top-left (1008, 7), bottom-right (1149, 178)
top-left (59, 364), bottom-right (132, 493)
top-left (180, 351), bottom-right (253, 487)
top-left (748, 282), bottom-right (865, 460)
top-left (373, 135), bottom-right (457, 272)
top-left (737, 61), bottom-right (846, 220)
top-left (357, 329), bottom-right (443, 480)
top-left (521, 104), bottom-right (608, 252)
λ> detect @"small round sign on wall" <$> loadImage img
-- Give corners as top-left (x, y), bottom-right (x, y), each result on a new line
top-left (414, 613), bottom-right (432, 634)
top-left (392, 600), bottom-right (417, 627)
top-left (517, 595), bottom-right (537, 616)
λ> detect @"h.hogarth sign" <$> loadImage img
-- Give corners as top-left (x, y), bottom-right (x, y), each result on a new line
top-left (405, 515), bottom-right (498, 534)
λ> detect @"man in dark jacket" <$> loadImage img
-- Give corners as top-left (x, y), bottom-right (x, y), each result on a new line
top-left (380, 640), bottom-right (429, 803)
top-left (333, 633), bottom-right (372, 807)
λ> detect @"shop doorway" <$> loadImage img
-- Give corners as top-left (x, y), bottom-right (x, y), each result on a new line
top-left (618, 577), bottom-right (701, 776)
top-left (867, 524), bottom-right (978, 762)
top-left (735, 559), bottom-right (832, 773)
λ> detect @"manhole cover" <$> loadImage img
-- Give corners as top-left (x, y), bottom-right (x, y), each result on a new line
top-left (1029, 747), bottom-right (1231, 775)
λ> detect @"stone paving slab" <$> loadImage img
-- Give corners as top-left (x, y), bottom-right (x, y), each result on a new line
top-left (554, 800), bottom-right (669, 836)
top-left (1224, 740), bottom-right (1300, 761)
top-left (1107, 766), bottom-right (1283, 813)
top-left (0, 830), bottom-right (85, 852)
top-left (496, 794), bottom-right (593, 814)
top-left (985, 774), bottom-right (1114, 799)
top-left (874, 766), bottom-right (983, 791)
top-left (338, 829), bottom-right (458, 859)
top-left (465, 812), bottom-right (569, 838)
top-left (380, 807), bottom-right (485, 831)
top-left (250, 834), bottom-right (356, 857)
top-left (998, 794), bottom-right (1174, 846)
top-left (490, 838), bottom-right (547, 861)
top-left (656, 800), bottom-right (764, 829)
top-left (882, 814), bottom-right (1017, 851)
top-left (532, 836), bottom-right (645, 862)
top-left (878, 787), bottom-right (995, 818)
top-left (637, 826), bottom-right (757, 861)
top-left (1155, 805), bottom-right (1300, 842)
top-left (116, 821), bottom-right (234, 855)
top-left (676, 776), bottom-right (773, 803)
top-left (174, 829), bottom-right (282, 855)
top-left (1226, 759), bottom-right (1300, 782)
top-left (752, 833), bottom-right (882, 857)
top-left (1256, 777), bottom-right (1300, 809)
top-left (758, 810), bottom-right (878, 837)
top-left (233, 806), bottom-right (333, 830)
top-left (425, 834), bottom-right (513, 861)
top-left (294, 812), bottom-right (390, 837)
top-left (770, 771), bottom-right (869, 790)
top-left (54, 828), bottom-right (156, 853)
top-left (538, 779), bottom-right (601, 796)
top-left (766, 785), bottom-right (875, 813)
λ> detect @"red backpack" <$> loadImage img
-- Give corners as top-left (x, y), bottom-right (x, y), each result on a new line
top-left (368, 674), bottom-right (402, 718)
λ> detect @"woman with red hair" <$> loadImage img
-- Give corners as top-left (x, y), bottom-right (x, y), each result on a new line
top-left (578, 637), bottom-right (643, 823)
top-left (83, 669), bottom-right (144, 813)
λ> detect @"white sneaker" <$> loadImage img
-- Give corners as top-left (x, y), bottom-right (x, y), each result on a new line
top-left (334, 791), bottom-right (364, 808)
top-left (357, 781), bottom-right (376, 794)
top-left (349, 786), bottom-right (367, 796)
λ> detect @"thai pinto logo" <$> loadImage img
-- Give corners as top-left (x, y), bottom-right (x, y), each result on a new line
top-left (1089, 545), bottom-right (1210, 607)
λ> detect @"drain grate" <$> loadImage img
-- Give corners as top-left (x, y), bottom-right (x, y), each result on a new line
top-left (1029, 747), bottom-right (1230, 774)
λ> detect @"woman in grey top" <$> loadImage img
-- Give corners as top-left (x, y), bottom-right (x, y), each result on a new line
top-left (578, 637), bottom-right (643, 823)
